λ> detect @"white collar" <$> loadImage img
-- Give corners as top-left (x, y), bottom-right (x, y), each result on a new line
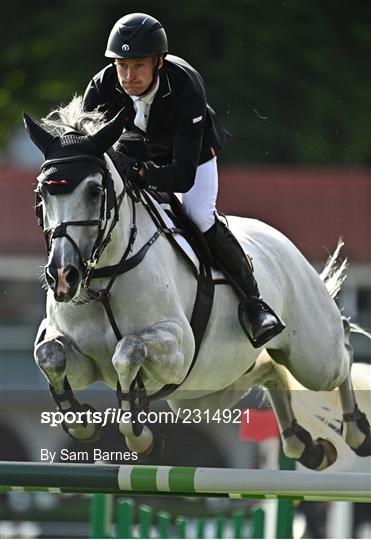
top-left (130, 76), bottom-right (160, 105)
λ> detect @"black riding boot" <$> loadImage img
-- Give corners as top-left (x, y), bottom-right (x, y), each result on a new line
top-left (204, 219), bottom-right (285, 348)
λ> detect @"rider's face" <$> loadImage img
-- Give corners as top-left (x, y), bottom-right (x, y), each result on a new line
top-left (115, 57), bottom-right (163, 96)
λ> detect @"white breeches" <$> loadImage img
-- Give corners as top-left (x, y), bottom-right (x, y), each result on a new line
top-left (178, 157), bottom-right (218, 233)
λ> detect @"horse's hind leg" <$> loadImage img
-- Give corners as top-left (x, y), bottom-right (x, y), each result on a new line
top-left (251, 351), bottom-right (337, 470)
top-left (338, 318), bottom-right (371, 456)
top-left (35, 321), bottom-right (103, 443)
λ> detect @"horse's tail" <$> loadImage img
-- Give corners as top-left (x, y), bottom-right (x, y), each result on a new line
top-left (320, 238), bottom-right (348, 299)
top-left (320, 239), bottom-right (371, 339)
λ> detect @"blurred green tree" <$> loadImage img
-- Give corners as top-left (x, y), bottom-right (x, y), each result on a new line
top-left (1, 0), bottom-right (370, 164)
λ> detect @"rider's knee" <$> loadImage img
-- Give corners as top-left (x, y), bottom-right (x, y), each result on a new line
top-left (186, 207), bottom-right (215, 233)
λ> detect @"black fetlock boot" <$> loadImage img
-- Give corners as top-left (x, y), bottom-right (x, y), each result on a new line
top-left (204, 219), bottom-right (285, 348)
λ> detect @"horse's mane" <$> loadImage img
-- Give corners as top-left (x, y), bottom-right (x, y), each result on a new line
top-left (41, 95), bottom-right (107, 137)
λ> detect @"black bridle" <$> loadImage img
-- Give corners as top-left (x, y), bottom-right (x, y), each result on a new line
top-left (36, 151), bottom-right (168, 309)
top-left (36, 153), bottom-right (126, 288)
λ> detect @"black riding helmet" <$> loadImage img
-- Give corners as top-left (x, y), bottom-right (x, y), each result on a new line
top-left (105, 13), bottom-right (168, 59)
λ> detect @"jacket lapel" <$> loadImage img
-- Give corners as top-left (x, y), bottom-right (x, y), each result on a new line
top-left (146, 70), bottom-right (172, 135)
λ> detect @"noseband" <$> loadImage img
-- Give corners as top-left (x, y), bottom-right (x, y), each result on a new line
top-left (37, 153), bottom-right (125, 287)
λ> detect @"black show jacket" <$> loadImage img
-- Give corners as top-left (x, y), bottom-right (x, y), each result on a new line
top-left (83, 55), bottom-right (230, 192)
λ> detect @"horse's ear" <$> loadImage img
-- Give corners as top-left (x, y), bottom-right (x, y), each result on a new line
top-left (90, 108), bottom-right (126, 153)
top-left (23, 113), bottom-right (55, 155)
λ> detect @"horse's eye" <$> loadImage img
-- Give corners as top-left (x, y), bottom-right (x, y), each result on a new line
top-left (88, 184), bottom-right (103, 199)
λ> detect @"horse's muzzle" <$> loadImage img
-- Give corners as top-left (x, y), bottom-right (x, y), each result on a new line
top-left (45, 263), bottom-right (81, 302)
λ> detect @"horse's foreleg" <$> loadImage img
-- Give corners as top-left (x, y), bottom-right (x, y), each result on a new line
top-left (112, 320), bottom-right (188, 456)
top-left (112, 334), bottom-right (154, 455)
top-left (338, 319), bottom-right (371, 456)
top-left (34, 322), bottom-right (103, 443)
top-left (251, 351), bottom-right (337, 470)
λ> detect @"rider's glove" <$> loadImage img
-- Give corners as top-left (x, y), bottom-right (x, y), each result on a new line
top-left (118, 153), bottom-right (147, 188)
top-left (126, 160), bottom-right (147, 189)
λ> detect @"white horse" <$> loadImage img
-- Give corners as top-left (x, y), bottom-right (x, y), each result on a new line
top-left (24, 97), bottom-right (371, 471)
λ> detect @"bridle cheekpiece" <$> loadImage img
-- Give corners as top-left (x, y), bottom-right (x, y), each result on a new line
top-left (37, 152), bottom-right (126, 288)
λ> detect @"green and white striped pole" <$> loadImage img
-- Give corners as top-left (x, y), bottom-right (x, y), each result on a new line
top-left (1, 462), bottom-right (369, 503)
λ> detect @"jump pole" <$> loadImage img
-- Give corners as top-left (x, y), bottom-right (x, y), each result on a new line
top-left (1, 462), bottom-right (370, 503)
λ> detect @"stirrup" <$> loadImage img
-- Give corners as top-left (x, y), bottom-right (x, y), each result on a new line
top-left (238, 299), bottom-right (285, 348)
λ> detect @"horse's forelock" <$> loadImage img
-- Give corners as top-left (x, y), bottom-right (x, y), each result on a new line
top-left (41, 95), bottom-right (107, 137)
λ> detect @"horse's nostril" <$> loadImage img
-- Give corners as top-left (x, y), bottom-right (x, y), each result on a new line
top-left (66, 265), bottom-right (80, 288)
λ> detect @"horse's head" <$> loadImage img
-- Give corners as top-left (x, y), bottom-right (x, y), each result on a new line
top-left (24, 100), bottom-right (126, 302)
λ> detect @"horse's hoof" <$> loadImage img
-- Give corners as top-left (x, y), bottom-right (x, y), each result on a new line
top-left (314, 438), bottom-right (337, 470)
top-left (69, 425), bottom-right (105, 443)
top-left (352, 432), bottom-right (371, 457)
top-left (283, 420), bottom-right (337, 470)
top-left (298, 437), bottom-right (337, 471)
top-left (342, 409), bottom-right (371, 457)
top-left (137, 424), bottom-right (165, 463)
top-left (123, 423), bottom-right (155, 455)
top-left (65, 404), bottom-right (105, 443)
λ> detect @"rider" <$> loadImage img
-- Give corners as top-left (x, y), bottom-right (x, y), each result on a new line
top-left (83, 12), bottom-right (285, 347)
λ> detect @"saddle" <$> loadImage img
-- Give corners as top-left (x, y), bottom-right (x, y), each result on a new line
top-left (151, 191), bottom-right (214, 267)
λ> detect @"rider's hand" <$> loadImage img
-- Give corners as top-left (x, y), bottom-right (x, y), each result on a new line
top-left (129, 165), bottom-right (147, 189)
top-left (117, 153), bottom-right (147, 188)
